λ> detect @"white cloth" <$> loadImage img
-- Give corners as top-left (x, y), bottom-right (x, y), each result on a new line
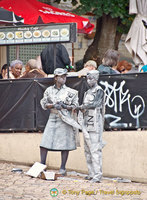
top-left (125, 0), bottom-right (147, 65)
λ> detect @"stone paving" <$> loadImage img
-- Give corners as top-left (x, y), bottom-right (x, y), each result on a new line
top-left (0, 162), bottom-right (147, 200)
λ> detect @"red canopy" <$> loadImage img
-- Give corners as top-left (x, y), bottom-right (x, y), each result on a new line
top-left (0, 0), bottom-right (94, 34)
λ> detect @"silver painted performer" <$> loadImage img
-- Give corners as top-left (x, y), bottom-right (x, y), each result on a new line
top-left (77, 70), bottom-right (105, 183)
top-left (40, 68), bottom-right (80, 176)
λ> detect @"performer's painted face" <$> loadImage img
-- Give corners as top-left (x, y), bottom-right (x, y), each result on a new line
top-left (55, 74), bottom-right (66, 85)
top-left (87, 75), bottom-right (97, 88)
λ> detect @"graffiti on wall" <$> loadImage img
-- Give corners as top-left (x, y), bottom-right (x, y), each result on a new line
top-left (100, 80), bottom-right (145, 129)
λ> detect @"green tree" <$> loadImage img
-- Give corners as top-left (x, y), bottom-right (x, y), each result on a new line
top-left (55, 0), bottom-right (134, 65)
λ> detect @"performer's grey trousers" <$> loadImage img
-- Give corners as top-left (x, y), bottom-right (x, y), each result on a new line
top-left (84, 132), bottom-right (102, 181)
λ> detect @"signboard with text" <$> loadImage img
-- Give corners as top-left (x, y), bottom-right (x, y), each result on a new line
top-left (0, 23), bottom-right (77, 45)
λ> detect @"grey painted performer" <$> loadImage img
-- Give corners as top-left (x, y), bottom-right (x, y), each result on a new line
top-left (77, 70), bottom-right (105, 183)
top-left (40, 68), bottom-right (80, 175)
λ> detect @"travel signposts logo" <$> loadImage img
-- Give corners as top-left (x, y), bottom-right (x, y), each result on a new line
top-left (50, 188), bottom-right (59, 197)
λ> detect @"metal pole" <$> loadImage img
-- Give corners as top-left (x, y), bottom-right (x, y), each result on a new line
top-left (6, 46), bottom-right (9, 78)
top-left (72, 43), bottom-right (74, 66)
top-left (53, 43), bottom-right (56, 71)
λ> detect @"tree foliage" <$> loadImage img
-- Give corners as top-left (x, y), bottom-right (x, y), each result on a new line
top-left (54, 0), bottom-right (135, 64)
top-left (55, 0), bottom-right (134, 33)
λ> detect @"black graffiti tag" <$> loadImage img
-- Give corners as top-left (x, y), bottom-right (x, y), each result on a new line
top-left (100, 80), bottom-right (145, 128)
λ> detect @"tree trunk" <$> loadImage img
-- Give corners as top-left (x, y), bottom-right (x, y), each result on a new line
top-left (83, 17), bottom-right (102, 64)
top-left (114, 31), bottom-right (122, 50)
top-left (84, 14), bottom-right (118, 65)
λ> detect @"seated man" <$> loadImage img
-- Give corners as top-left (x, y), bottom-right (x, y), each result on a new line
top-left (67, 60), bottom-right (97, 77)
top-left (21, 59), bottom-right (47, 78)
top-left (77, 60), bottom-right (97, 76)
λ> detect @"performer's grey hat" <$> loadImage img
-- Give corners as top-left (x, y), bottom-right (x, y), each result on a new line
top-left (54, 68), bottom-right (68, 76)
top-left (87, 70), bottom-right (99, 80)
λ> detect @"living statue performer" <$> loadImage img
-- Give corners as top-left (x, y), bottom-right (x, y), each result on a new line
top-left (77, 70), bottom-right (105, 183)
top-left (40, 68), bottom-right (80, 176)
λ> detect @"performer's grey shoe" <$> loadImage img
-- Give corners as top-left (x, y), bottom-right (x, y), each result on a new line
top-left (58, 169), bottom-right (67, 176)
top-left (84, 175), bottom-right (93, 180)
top-left (90, 178), bottom-right (101, 183)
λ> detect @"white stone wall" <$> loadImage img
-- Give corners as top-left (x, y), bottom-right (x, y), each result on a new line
top-left (0, 131), bottom-right (147, 183)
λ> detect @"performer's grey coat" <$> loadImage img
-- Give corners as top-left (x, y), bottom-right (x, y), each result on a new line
top-left (78, 85), bottom-right (105, 181)
top-left (40, 84), bottom-right (79, 151)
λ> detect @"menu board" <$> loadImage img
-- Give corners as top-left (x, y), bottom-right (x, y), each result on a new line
top-left (0, 23), bottom-right (77, 45)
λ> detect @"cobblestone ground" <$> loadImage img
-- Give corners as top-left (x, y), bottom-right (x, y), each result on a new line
top-left (0, 162), bottom-right (147, 200)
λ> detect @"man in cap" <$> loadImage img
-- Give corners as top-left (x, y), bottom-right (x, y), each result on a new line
top-left (77, 70), bottom-right (105, 183)
top-left (40, 68), bottom-right (80, 175)
top-left (76, 60), bottom-right (97, 76)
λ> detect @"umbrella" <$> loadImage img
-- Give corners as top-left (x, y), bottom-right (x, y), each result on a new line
top-left (0, 7), bottom-right (24, 24)
top-left (142, 20), bottom-right (147, 29)
top-left (125, 0), bottom-right (147, 66)
top-left (0, 0), bottom-right (94, 34)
